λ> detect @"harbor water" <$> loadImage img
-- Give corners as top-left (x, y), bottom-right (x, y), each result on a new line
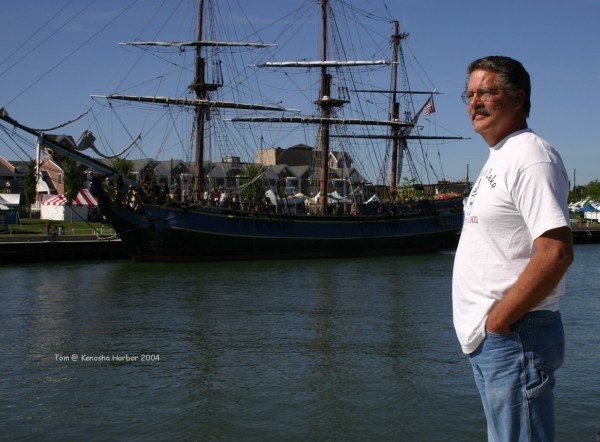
top-left (1, 245), bottom-right (599, 441)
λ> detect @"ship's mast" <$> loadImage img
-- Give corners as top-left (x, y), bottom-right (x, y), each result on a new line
top-left (316, 0), bottom-right (348, 213)
top-left (317, 0), bottom-right (330, 212)
top-left (191, 0), bottom-right (207, 198)
top-left (97, 1), bottom-right (282, 200)
top-left (389, 21), bottom-right (408, 204)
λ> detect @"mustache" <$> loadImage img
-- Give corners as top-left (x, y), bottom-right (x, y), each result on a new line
top-left (471, 106), bottom-right (491, 119)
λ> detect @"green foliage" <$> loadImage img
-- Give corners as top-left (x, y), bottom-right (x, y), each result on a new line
top-left (111, 157), bottom-right (135, 179)
top-left (570, 179), bottom-right (600, 202)
top-left (63, 157), bottom-right (80, 205)
top-left (399, 177), bottom-right (426, 199)
top-left (585, 180), bottom-right (600, 199)
top-left (239, 164), bottom-right (265, 201)
top-left (23, 160), bottom-right (37, 207)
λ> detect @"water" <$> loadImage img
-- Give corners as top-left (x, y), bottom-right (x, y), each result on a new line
top-left (1, 245), bottom-right (599, 441)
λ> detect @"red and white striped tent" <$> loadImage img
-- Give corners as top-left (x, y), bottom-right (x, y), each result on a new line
top-left (40, 189), bottom-right (98, 221)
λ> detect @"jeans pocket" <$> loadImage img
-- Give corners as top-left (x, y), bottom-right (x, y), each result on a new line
top-left (485, 329), bottom-right (515, 338)
top-left (525, 365), bottom-right (552, 400)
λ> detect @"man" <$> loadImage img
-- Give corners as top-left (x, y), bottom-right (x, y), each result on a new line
top-left (452, 56), bottom-right (574, 441)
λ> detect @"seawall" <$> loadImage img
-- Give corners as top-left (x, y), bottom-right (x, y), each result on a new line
top-left (0, 235), bottom-right (128, 264)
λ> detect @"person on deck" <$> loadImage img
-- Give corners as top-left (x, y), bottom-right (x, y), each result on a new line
top-left (452, 56), bottom-right (574, 441)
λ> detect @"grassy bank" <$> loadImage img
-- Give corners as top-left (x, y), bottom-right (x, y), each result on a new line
top-left (1, 218), bottom-right (116, 237)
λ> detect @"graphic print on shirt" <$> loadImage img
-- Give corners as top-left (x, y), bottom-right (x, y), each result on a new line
top-left (464, 174), bottom-right (482, 225)
top-left (463, 167), bottom-right (498, 226)
top-left (483, 167), bottom-right (497, 189)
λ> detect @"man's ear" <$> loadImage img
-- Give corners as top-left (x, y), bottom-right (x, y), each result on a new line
top-left (512, 89), bottom-right (526, 111)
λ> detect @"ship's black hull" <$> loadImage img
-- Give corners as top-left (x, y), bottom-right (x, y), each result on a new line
top-left (91, 179), bottom-right (464, 262)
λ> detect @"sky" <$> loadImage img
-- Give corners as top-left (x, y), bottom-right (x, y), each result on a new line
top-left (0, 0), bottom-right (598, 187)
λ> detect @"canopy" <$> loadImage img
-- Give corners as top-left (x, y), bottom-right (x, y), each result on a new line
top-left (40, 189), bottom-right (97, 221)
top-left (312, 191), bottom-right (352, 204)
top-left (0, 193), bottom-right (20, 207)
top-left (0, 193), bottom-right (20, 223)
top-left (574, 203), bottom-right (597, 213)
top-left (42, 189), bottom-right (97, 207)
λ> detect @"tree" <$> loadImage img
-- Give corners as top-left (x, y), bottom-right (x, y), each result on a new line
top-left (23, 160), bottom-right (37, 216)
top-left (586, 180), bottom-right (600, 200)
top-left (111, 157), bottom-right (135, 179)
top-left (63, 157), bottom-right (80, 206)
top-left (239, 164), bottom-right (265, 203)
top-left (569, 179), bottom-right (600, 202)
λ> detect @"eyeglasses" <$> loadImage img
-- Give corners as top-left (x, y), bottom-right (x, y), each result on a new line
top-left (460, 87), bottom-right (503, 105)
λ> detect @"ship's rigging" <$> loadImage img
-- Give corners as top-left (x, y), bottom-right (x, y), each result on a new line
top-left (2, 0), bottom-right (467, 203)
top-left (0, 0), bottom-right (468, 263)
top-left (94, 0), bottom-right (464, 209)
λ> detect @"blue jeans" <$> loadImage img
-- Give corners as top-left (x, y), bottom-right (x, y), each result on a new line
top-left (469, 310), bottom-right (564, 442)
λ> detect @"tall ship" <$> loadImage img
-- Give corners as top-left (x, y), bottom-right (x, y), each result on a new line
top-left (0, 0), bottom-right (466, 262)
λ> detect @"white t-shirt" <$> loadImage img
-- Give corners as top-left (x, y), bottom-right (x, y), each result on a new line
top-left (452, 129), bottom-right (570, 354)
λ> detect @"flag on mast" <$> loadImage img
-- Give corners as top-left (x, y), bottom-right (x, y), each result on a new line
top-left (424, 98), bottom-right (435, 116)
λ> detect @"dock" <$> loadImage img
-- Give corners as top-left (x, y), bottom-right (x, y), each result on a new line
top-left (572, 225), bottom-right (600, 244)
top-left (1, 225), bottom-right (598, 264)
top-left (0, 234), bottom-right (128, 264)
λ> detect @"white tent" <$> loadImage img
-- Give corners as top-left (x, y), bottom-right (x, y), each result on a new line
top-left (40, 189), bottom-right (98, 221)
top-left (0, 193), bottom-right (20, 224)
top-left (570, 199), bottom-right (600, 222)
top-left (312, 191), bottom-right (352, 204)
top-left (0, 193), bottom-right (20, 207)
